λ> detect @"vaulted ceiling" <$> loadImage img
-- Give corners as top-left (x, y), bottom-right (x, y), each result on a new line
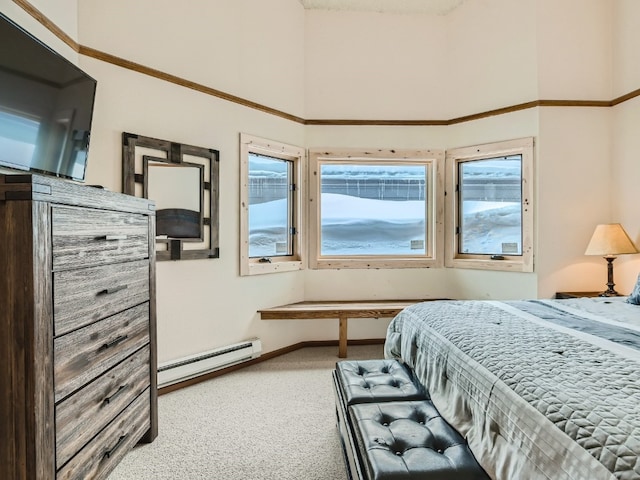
top-left (298, 0), bottom-right (467, 15)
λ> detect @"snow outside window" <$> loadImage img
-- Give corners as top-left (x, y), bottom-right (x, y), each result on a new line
top-left (458, 155), bottom-right (523, 255)
top-left (309, 149), bottom-right (444, 269)
top-left (240, 134), bottom-right (305, 276)
top-left (320, 164), bottom-right (427, 255)
top-left (248, 153), bottom-right (294, 258)
top-left (445, 137), bottom-right (534, 273)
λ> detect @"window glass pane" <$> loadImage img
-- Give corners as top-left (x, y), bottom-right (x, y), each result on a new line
top-left (248, 153), bottom-right (292, 258)
top-left (458, 155), bottom-right (522, 255)
top-left (0, 110), bottom-right (39, 169)
top-left (320, 163), bottom-right (427, 256)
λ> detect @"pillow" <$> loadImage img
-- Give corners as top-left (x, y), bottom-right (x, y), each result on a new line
top-left (627, 273), bottom-right (640, 305)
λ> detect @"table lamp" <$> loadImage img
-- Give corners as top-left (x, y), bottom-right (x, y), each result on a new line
top-left (585, 223), bottom-right (638, 296)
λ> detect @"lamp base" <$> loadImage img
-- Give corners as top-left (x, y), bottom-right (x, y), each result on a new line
top-left (599, 289), bottom-right (621, 297)
top-left (599, 256), bottom-right (619, 297)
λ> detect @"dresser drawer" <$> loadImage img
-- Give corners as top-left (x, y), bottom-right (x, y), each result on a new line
top-left (52, 206), bottom-right (149, 271)
top-left (54, 303), bottom-right (150, 403)
top-left (53, 259), bottom-right (150, 336)
top-left (56, 390), bottom-right (151, 480)
top-left (55, 346), bottom-right (151, 468)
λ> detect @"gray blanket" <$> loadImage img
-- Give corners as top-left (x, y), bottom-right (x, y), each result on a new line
top-left (384, 299), bottom-right (640, 480)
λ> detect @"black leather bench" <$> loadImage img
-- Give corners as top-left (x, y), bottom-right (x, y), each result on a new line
top-left (333, 359), bottom-right (489, 480)
top-left (334, 359), bottom-right (427, 406)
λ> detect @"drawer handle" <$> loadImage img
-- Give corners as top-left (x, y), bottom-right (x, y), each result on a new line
top-left (103, 434), bottom-right (128, 459)
top-left (99, 335), bottom-right (128, 351)
top-left (99, 234), bottom-right (128, 241)
top-left (98, 285), bottom-right (128, 295)
top-left (102, 384), bottom-right (129, 406)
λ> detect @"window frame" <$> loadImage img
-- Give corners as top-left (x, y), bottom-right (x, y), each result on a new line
top-left (308, 148), bottom-right (444, 270)
top-left (240, 133), bottom-right (305, 276)
top-left (445, 137), bottom-right (534, 272)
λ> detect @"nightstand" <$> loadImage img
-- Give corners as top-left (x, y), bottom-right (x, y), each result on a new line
top-left (555, 291), bottom-right (603, 299)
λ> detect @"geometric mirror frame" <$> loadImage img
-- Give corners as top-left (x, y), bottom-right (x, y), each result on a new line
top-left (122, 132), bottom-right (220, 261)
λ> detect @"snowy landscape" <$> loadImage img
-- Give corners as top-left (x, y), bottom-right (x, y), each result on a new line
top-left (248, 156), bottom-right (522, 258)
top-left (249, 195), bottom-right (520, 257)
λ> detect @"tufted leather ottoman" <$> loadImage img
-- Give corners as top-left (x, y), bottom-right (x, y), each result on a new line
top-left (335, 359), bottom-right (426, 406)
top-left (350, 401), bottom-right (489, 480)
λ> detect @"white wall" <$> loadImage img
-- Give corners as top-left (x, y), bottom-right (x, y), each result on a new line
top-left (304, 10), bottom-right (448, 119)
top-left (2, 0), bottom-right (637, 363)
top-left (535, 107), bottom-right (613, 297)
top-left (532, 0), bottom-right (639, 297)
top-left (78, 0), bottom-right (305, 117)
top-left (612, 0), bottom-right (640, 97)
top-left (536, 0), bottom-right (612, 100)
top-left (445, 0), bottom-right (538, 118)
top-left (611, 0), bottom-right (640, 288)
top-left (81, 55), bottom-right (315, 360)
top-left (74, 0), bottom-right (313, 362)
top-left (0, 0), bottom-right (78, 62)
top-left (304, 0), bottom-right (542, 302)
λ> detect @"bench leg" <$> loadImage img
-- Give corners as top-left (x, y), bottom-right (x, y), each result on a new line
top-left (339, 315), bottom-right (348, 358)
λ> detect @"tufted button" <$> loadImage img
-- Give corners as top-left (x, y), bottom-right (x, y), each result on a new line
top-left (341, 378), bottom-right (490, 480)
top-left (336, 359), bottom-right (426, 406)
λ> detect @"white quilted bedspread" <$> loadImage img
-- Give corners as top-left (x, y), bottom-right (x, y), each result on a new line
top-left (384, 299), bottom-right (640, 480)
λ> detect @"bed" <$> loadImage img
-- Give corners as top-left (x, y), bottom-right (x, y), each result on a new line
top-left (384, 288), bottom-right (640, 480)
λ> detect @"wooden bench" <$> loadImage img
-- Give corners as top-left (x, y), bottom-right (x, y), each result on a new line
top-left (258, 300), bottom-right (426, 358)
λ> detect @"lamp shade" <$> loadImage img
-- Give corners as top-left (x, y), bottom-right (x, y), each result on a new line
top-left (584, 223), bottom-right (638, 257)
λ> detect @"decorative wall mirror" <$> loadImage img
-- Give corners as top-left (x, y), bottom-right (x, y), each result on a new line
top-left (123, 132), bottom-right (219, 260)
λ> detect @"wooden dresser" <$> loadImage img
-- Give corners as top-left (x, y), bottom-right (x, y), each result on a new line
top-left (0, 173), bottom-right (158, 480)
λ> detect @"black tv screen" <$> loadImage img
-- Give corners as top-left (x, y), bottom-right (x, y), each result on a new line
top-left (0, 13), bottom-right (96, 181)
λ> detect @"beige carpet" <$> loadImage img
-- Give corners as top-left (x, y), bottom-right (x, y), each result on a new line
top-left (108, 344), bottom-right (384, 480)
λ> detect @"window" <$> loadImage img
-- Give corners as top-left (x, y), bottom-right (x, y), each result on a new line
top-left (240, 134), bottom-right (304, 276)
top-left (308, 148), bottom-right (444, 269)
top-left (247, 154), bottom-right (294, 258)
top-left (445, 137), bottom-right (534, 272)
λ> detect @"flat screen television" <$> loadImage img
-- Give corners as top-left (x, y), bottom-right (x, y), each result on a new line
top-left (0, 13), bottom-right (97, 182)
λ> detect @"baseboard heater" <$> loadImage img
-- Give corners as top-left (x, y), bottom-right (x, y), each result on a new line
top-left (157, 338), bottom-right (262, 388)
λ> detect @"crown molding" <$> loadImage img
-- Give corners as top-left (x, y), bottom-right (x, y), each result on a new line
top-left (12, 0), bottom-right (78, 51)
top-left (14, 0), bottom-right (640, 127)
